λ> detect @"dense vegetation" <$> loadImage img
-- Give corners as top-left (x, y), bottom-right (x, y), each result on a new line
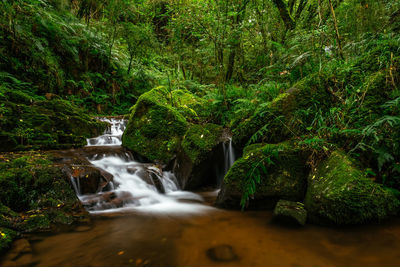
top-left (1, 0), bottom-right (400, 253)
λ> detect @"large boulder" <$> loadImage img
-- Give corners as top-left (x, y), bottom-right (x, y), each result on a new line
top-left (122, 86), bottom-right (226, 189)
top-left (0, 153), bottom-right (87, 249)
top-left (64, 165), bottom-right (113, 195)
top-left (173, 124), bottom-right (225, 189)
top-left (216, 142), bottom-right (310, 209)
top-left (304, 151), bottom-right (400, 225)
top-left (232, 73), bottom-right (333, 149)
top-left (122, 86), bottom-right (191, 164)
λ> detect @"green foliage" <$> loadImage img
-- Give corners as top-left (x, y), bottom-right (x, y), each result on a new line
top-left (217, 142), bottom-right (309, 210)
top-left (240, 145), bottom-right (279, 210)
top-left (0, 227), bottom-right (18, 254)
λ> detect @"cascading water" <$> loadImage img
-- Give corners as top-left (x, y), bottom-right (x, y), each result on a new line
top-left (86, 118), bottom-right (125, 146)
top-left (75, 117), bottom-right (209, 214)
top-left (223, 137), bottom-right (236, 175)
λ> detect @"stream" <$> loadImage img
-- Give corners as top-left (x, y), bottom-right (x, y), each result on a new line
top-left (4, 118), bottom-right (400, 266)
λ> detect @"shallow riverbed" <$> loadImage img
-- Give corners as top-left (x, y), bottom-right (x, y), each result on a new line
top-left (8, 205), bottom-right (400, 267)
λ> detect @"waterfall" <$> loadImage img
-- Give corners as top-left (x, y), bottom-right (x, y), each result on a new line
top-left (86, 118), bottom-right (126, 146)
top-left (77, 117), bottom-right (209, 214)
top-left (223, 137), bottom-right (236, 175)
top-left (217, 137), bottom-right (237, 186)
top-left (70, 176), bottom-right (81, 196)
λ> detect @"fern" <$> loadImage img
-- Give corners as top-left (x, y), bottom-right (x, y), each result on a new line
top-left (240, 146), bottom-right (279, 210)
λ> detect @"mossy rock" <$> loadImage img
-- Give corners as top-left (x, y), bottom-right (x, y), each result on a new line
top-left (174, 124), bottom-right (225, 189)
top-left (304, 151), bottom-right (400, 225)
top-left (273, 200), bottom-right (307, 226)
top-left (0, 227), bottom-right (18, 254)
top-left (0, 91), bottom-right (108, 152)
top-left (170, 89), bottom-right (210, 120)
top-left (0, 156), bottom-right (79, 212)
top-left (181, 124), bottom-right (224, 165)
top-left (122, 86), bottom-right (214, 164)
top-left (122, 87), bottom-right (188, 163)
top-left (216, 142), bottom-right (310, 210)
top-left (232, 72), bottom-right (333, 149)
top-left (0, 153), bottom-right (88, 253)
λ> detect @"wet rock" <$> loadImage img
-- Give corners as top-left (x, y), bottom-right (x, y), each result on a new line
top-left (122, 86), bottom-right (227, 190)
top-left (122, 87), bottom-right (190, 164)
top-left (216, 141), bottom-right (310, 210)
top-left (273, 200), bottom-right (307, 226)
top-left (206, 244), bottom-right (238, 262)
top-left (304, 150), bottom-right (400, 225)
top-left (173, 124), bottom-right (227, 190)
top-left (66, 165), bottom-right (114, 195)
top-left (51, 146), bottom-right (135, 165)
top-left (135, 165), bottom-right (165, 193)
top-left (81, 191), bottom-right (137, 211)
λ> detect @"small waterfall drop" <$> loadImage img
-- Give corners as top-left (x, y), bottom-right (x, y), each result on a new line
top-left (76, 117), bottom-right (209, 214)
top-left (223, 137), bottom-right (236, 175)
top-left (86, 118), bottom-right (125, 146)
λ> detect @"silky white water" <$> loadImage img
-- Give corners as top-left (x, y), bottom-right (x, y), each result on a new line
top-left (79, 118), bottom-right (213, 214)
top-left (86, 118), bottom-right (125, 146)
top-left (223, 137), bottom-right (236, 176)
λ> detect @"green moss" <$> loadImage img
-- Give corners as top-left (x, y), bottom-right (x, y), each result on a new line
top-left (0, 93), bottom-right (107, 152)
top-left (182, 124), bottom-right (223, 164)
top-left (216, 141), bottom-right (310, 209)
top-left (0, 227), bottom-right (18, 254)
top-left (242, 143), bottom-right (265, 156)
top-left (0, 155), bottom-right (80, 212)
top-left (359, 71), bottom-right (393, 116)
top-left (0, 203), bottom-right (19, 229)
top-left (171, 89), bottom-right (210, 120)
top-left (0, 153), bottom-right (86, 253)
top-left (123, 86), bottom-right (213, 164)
top-left (232, 72), bottom-right (333, 148)
top-left (22, 213), bottom-right (51, 232)
top-left (304, 151), bottom-right (400, 225)
top-left (122, 88), bottom-right (188, 163)
top-left (273, 200), bottom-right (307, 226)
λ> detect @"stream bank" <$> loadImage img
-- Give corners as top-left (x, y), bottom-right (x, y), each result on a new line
top-left (3, 203), bottom-right (400, 267)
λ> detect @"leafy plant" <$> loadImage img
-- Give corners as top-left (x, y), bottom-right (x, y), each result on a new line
top-left (240, 146), bottom-right (280, 210)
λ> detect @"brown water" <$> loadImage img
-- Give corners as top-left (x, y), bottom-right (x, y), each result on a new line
top-left (5, 204), bottom-right (400, 267)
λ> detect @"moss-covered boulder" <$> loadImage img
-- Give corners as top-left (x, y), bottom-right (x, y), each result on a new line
top-left (173, 123), bottom-right (225, 189)
top-left (0, 153), bottom-right (88, 253)
top-left (122, 86), bottom-right (190, 164)
top-left (0, 87), bottom-right (108, 151)
top-left (216, 142), bottom-right (310, 209)
top-left (232, 73), bottom-right (333, 149)
top-left (304, 151), bottom-right (400, 225)
top-left (273, 200), bottom-right (307, 226)
top-left (122, 86), bottom-right (225, 188)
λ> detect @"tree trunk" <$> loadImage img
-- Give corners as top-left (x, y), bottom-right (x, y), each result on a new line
top-left (127, 55), bottom-right (133, 74)
top-left (328, 0), bottom-right (344, 59)
top-left (224, 0), bottom-right (249, 82)
top-left (108, 25), bottom-right (117, 63)
top-left (272, 0), bottom-right (296, 30)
